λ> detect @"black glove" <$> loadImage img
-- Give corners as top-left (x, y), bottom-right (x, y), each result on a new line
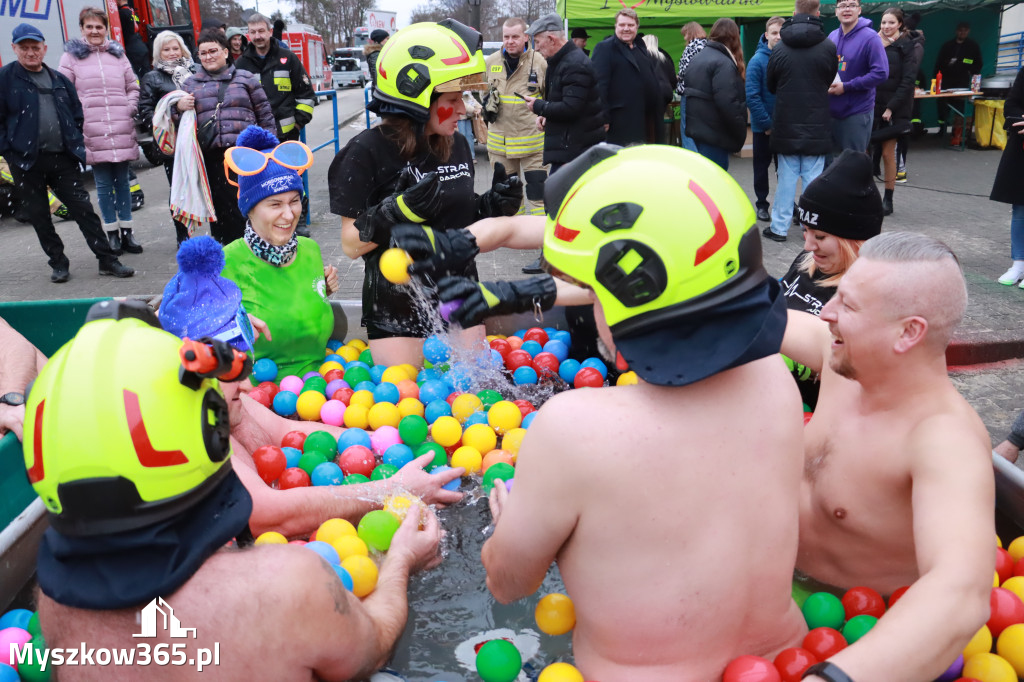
top-left (476, 163), bottom-right (524, 218)
top-left (391, 224), bottom-right (479, 281)
top-left (437, 275), bottom-right (557, 328)
top-left (354, 170), bottom-right (444, 245)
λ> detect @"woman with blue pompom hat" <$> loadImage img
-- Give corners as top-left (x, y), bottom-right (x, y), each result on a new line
top-left (219, 126), bottom-right (339, 379)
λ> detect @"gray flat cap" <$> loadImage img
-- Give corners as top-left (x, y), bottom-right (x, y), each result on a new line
top-left (527, 13), bottom-right (563, 35)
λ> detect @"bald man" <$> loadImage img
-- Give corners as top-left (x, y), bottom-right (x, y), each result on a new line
top-left (781, 232), bottom-right (994, 682)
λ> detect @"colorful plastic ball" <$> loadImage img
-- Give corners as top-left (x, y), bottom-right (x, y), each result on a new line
top-left (332, 534), bottom-right (369, 561)
top-left (358, 510), bottom-right (401, 551)
top-left (418, 367), bottom-right (443, 383)
top-left (398, 415), bottom-right (430, 446)
top-left (339, 445), bottom-right (376, 478)
top-left (423, 335), bottom-right (451, 364)
top-left (772, 647), bottom-right (818, 682)
top-left (379, 246), bottom-right (414, 284)
top-left (802, 627), bottom-right (846, 660)
top-left (396, 397), bottom-right (425, 418)
top-left (298, 451), bottom-right (330, 476)
top-left (532, 352), bottom-right (560, 378)
top-left (279, 467), bottom-right (311, 489)
top-left (344, 474), bottom-right (371, 485)
top-left (302, 371), bottom-right (321, 381)
top-left (320, 399), bottom-right (347, 426)
top-left (419, 379), bottom-right (452, 404)
top-left (371, 463), bottom-right (399, 480)
top-left (332, 564), bottom-right (355, 591)
top-left (251, 445), bottom-right (286, 485)
top-left (338, 427), bottom-right (372, 451)
top-left (483, 462), bottom-right (514, 491)
top-left (490, 338), bottom-right (512, 359)
top-left (523, 327), bottom-right (549, 345)
top-left (513, 400), bottom-right (536, 418)
top-left (535, 593), bottom-right (576, 635)
top-left (488, 401), bottom-right (523, 434)
top-left (354, 380), bottom-right (378, 394)
top-left (452, 393), bottom-right (484, 423)
top-left (501, 428), bottom-right (528, 455)
top-left (377, 365), bottom-right (406, 386)
top-left (25, 613), bottom-right (39, 639)
top-left (305, 430), bottom-right (338, 456)
top-left (332, 387), bottom-right (355, 405)
top-left (997, 548), bottom-right (1015, 585)
top-left (617, 371), bottom-right (639, 386)
top-left (802, 592), bottom-right (845, 631)
top-left (360, 349), bottom-right (375, 367)
top-left (248, 387), bottom-right (273, 408)
top-left (512, 366), bottom-right (539, 385)
top-left (416, 442), bottom-right (448, 471)
top-left (319, 361), bottom-right (344, 375)
top-left (368, 402), bottom-right (402, 431)
top-left (336, 347), bottom-right (359, 364)
top-left (341, 555), bottom-right (379, 597)
top-left (384, 493), bottom-right (419, 521)
top-left (558, 359), bottom-right (581, 384)
top-left (0, 610), bottom-right (32, 632)
top-left (842, 614), bottom-right (878, 644)
top-left (997, 623), bottom-right (1024, 676)
top-left (842, 586), bottom-right (886, 620)
top-left (886, 585), bottom-right (910, 608)
top-left (343, 366), bottom-right (372, 388)
top-left (367, 366), bottom-right (386, 384)
top-left (0, 664), bottom-right (18, 682)
top-left (474, 388), bottom-right (501, 410)
top-left (282, 446), bottom-right (303, 468)
top-left (0, 628), bottom-right (32, 666)
top-left (550, 329), bottom-right (571, 346)
top-left (254, 531), bottom-right (288, 545)
top-left (431, 465), bottom-right (462, 491)
top-left (722, 655), bottom-right (782, 682)
top-left (311, 461), bottom-right (345, 486)
top-left (505, 349), bottom-right (533, 371)
top-left (279, 374), bottom-right (304, 394)
top-left (1003, 576), bottom-right (1024, 604)
top-left (542, 340), bottom-right (569, 363)
top-left (475, 639), bottom-right (522, 682)
top-left (507, 335), bottom-right (525, 349)
top-left (446, 365), bottom-right (474, 391)
top-left (304, 540), bottom-right (341, 565)
top-left (537, 662), bottom-right (583, 682)
top-left (522, 411), bottom-right (538, 428)
top-left (316, 518), bottom-right (358, 544)
top-left (963, 624), bottom-right (993, 660)
top-left (963, 652), bottom-right (1017, 682)
top-left (252, 357), bottom-right (278, 383)
top-left (936, 655), bottom-right (965, 682)
top-left (383, 443), bottom-right (415, 470)
top-left (482, 449), bottom-right (514, 473)
top-left (344, 404), bottom-right (370, 429)
top-left (272, 390), bottom-right (299, 416)
top-left (438, 297), bottom-right (463, 322)
top-left (326, 339), bottom-right (343, 351)
top-left (462, 423), bottom-right (497, 454)
top-left (431, 416), bottom-right (463, 447)
top-left (988, 587), bottom-right (1024, 636)
top-left (574, 367), bottom-right (604, 388)
top-left (520, 339), bottom-right (543, 357)
top-left (464, 411), bottom-right (489, 427)
top-left (580, 357), bottom-right (608, 378)
top-left (451, 446), bottom-right (483, 474)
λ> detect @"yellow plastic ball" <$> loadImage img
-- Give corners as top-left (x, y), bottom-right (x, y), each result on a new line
top-left (344, 404), bottom-right (370, 429)
top-left (319, 360), bottom-right (344, 375)
top-left (963, 625), bottom-right (994, 660)
top-left (380, 247), bottom-right (413, 285)
top-left (340, 555), bottom-right (379, 597)
top-left (963, 652), bottom-right (1018, 682)
top-left (451, 445), bottom-right (483, 475)
top-left (535, 593), bottom-right (576, 636)
top-left (349, 389), bottom-right (376, 410)
top-left (488, 400), bottom-right (522, 434)
top-left (538, 662), bottom-right (584, 682)
top-left (1002, 576), bottom-right (1024, 605)
top-left (398, 363), bottom-right (419, 381)
top-left (347, 338), bottom-right (368, 351)
top-left (398, 397), bottom-right (425, 418)
top-left (332, 534), bottom-right (370, 561)
top-left (254, 531), bottom-right (288, 545)
top-left (384, 493), bottom-right (421, 521)
top-left (462, 423), bottom-right (497, 454)
top-left (337, 345), bottom-right (360, 363)
top-left (997, 623), bottom-right (1024, 677)
top-left (1007, 536), bottom-right (1024, 562)
top-left (431, 415), bottom-right (463, 447)
top-left (378, 366), bottom-right (405, 385)
top-left (995, 571), bottom-right (1001, 588)
top-left (296, 391), bottom-right (328, 421)
top-left (616, 370), bottom-right (639, 386)
top-left (368, 402), bottom-right (402, 430)
top-left (501, 427), bottom-right (527, 456)
top-left (316, 518), bottom-right (357, 545)
top-left (451, 393), bottom-right (484, 423)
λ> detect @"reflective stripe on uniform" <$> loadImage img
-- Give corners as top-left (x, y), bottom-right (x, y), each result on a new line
top-left (273, 70), bottom-right (292, 91)
top-left (295, 98), bottom-right (314, 115)
top-left (280, 116), bottom-right (296, 133)
top-left (488, 131), bottom-right (545, 156)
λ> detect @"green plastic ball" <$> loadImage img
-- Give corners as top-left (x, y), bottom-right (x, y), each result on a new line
top-left (16, 635), bottom-right (51, 682)
top-left (371, 463), bottom-right (399, 480)
top-left (475, 639), bottom-right (522, 682)
top-left (483, 462), bottom-right (515, 493)
top-left (415, 442), bottom-right (448, 471)
top-left (399, 415), bottom-right (429, 446)
top-left (298, 450), bottom-right (330, 476)
top-left (357, 509), bottom-right (401, 551)
top-left (842, 614), bottom-right (878, 644)
top-left (359, 348), bottom-right (374, 366)
top-left (304, 430), bottom-right (338, 457)
top-left (344, 474), bottom-right (371, 485)
top-left (343, 366), bottom-right (372, 387)
top-left (476, 389), bottom-right (503, 410)
top-left (27, 611), bottom-right (41, 637)
top-left (303, 376), bottom-right (328, 395)
top-left (801, 591), bottom-right (845, 631)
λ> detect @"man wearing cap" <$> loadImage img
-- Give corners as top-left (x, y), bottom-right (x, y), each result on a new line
top-left (521, 13), bottom-right (605, 178)
top-left (0, 23), bottom-right (134, 283)
top-left (365, 28), bottom-right (389, 88)
top-left (782, 231), bottom-right (994, 682)
top-left (933, 22), bottom-right (982, 137)
top-left (571, 27), bottom-right (590, 56)
top-left (482, 144), bottom-right (807, 681)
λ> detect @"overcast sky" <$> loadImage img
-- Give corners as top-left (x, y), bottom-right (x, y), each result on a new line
top-left (255, 0), bottom-right (420, 29)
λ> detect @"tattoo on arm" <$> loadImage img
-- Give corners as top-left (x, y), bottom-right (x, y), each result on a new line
top-left (318, 559), bottom-right (352, 616)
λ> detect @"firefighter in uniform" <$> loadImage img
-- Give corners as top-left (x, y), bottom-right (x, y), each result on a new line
top-left (484, 17), bottom-right (547, 217)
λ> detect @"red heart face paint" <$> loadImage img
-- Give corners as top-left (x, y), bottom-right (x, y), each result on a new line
top-left (437, 106), bottom-right (455, 124)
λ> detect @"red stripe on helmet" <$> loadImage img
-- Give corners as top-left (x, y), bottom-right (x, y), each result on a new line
top-left (440, 37), bottom-right (470, 65)
top-left (28, 400), bottom-right (45, 483)
top-left (553, 186), bottom-right (582, 242)
top-left (688, 179), bottom-right (729, 266)
top-left (124, 390), bottom-right (189, 467)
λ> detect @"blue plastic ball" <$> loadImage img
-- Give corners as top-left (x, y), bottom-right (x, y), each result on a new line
top-left (522, 411), bottom-right (538, 428)
top-left (558, 359), bottom-right (581, 384)
top-left (311, 461), bottom-right (345, 486)
top-left (0, 664), bottom-right (18, 682)
top-left (419, 379), bottom-right (453, 404)
top-left (304, 540), bottom-right (340, 565)
top-left (464, 411), bottom-right (489, 427)
top-left (369, 365), bottom-right (387, 384)
top-left (417, 367), bottom-right (443, 383)
top-left (345, 361), bottom-right (371, 372)
top-left (431, 465), bottom-right (462, 491)
top-left (423, 334), bottom-right (451, 364)
top-left (373, 382), bottom-right (401, 404)
top-left (354, 380), bottom-right (377, 393)
top-left (520, 340), bottom-right (543, 357)
top-left (513, 366), bottom-right (539, 385)
top-left (333, 564), bottom-right (354, 591)
top-left (324, 353), bottom-right (345, 365)
top-left (338, 427), bottom-right (372, 452)
top-left (514, 328), bottom-right (528, 339)
top-left (0, 609), bottom-right (32, 631)
top-left (252, 357), bottom-right (279, 383)
top-left (282, 446), bottom-right (303, 468)
top-left (425, 399), bottom-right (453, 424)
top-left (272, 390), bottom-right (298, 416)
top-left (581, 357), bottom-right (608, 378)
top-left (383, 443), bottom-right (415, 470)
top-left (543, 339), bottom-right (570, 363)
top-left (326, 339), bottom-right (343, 351)
top-left (543, 326), bottom-right (558, 336)
top-left (551, 330), bottom-right (572, 346)
top-left (446, 366), bottom-right (474, 391)
top-left (490, 349), bottom-right (505, 367)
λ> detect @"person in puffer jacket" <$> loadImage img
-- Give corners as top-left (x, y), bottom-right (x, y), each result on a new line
top-left (176, 29), bottom-right (275, 244)
top-left (58, 6), bottom-right (142, 256)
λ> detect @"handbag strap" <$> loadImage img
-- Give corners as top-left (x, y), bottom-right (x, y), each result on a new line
top-left (212, 78), bottom-right (229, 113)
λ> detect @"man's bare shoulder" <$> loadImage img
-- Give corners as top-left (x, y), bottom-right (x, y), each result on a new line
top-left (907, 401), bottom-right (991, 467)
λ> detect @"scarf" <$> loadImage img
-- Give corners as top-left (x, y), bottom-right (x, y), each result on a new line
top-left (156, 56), bottom-right (194, 88)
top-left (244, 221), bottom-right (298, 266)
top-left (878, 29), bottom-right (903, 47)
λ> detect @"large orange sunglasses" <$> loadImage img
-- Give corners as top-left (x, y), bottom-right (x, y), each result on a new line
top-left (224, 141), bottom-right (314, 186)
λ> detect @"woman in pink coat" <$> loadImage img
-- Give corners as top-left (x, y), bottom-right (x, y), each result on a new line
top-left (58, 6), bottom-right (143, 255)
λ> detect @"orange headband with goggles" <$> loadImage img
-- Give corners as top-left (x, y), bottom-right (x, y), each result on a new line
top-left (224, 140), bottom-right (314, 187)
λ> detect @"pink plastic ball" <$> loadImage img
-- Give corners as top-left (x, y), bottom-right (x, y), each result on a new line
top-left (279, 375), bottom-right (304, 395)
top-left (0, 627), bottom-right (32, 666)
top-left (320, 399), bottom-right (347, 426)
top-left (370, 425), bottom-right (402, 455)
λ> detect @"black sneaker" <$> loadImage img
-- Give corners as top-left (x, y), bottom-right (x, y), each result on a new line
top-left (521, 258), bottom-right (543, 274)
top-left (762, 226), bottom-right (786, 242)
top-left (295, 225), bottom-right (312, 238)
top-left (99, 260), bottom-right (135, 278)
top-left (51, 266), bottom-right (70, 283)
top-left (791, 203), bottom-right (800, 225)
top-left (756, 207), bottom-right (770, 222)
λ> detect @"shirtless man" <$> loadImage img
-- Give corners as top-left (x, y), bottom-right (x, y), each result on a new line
top-left (782, 232), bottom-right (994, 682)
top-left (27, 311), bottom-right (441, 680)
top-left (480, 145), bottom-right (807, 681)
top-left (0, 315), bottom-right (47, 440)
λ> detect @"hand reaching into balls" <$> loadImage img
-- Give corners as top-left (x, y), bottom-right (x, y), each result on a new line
top-left (392, 453), bottom-right (465, 507)
top-left (388, 502), bottom-right (444, 573)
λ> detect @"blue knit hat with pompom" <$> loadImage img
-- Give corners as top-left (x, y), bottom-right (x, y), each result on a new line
top-left (234, 126), bottom-right (305, 217)
top-left (160, 236), bottom-right (253, 350)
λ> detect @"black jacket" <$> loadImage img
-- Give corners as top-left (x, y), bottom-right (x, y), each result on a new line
top-left (234, 38), bottom-right (315, 137)
top-left (591, 36), bottom-right (666, 146)
top-left (532, 40), bottom-right (606, 165)
top-left (990, 67), bottom-right (1024, 205)
top-left (766, 14), bottom-right (837, 156)
top-left (934, 36), bottom-right (982, 89)
top-left (0, 62), bottom-right (86, 171)
top-left (138, 68), bottom-right (177, 130)
top-left (683, 41), bottom-right (747, 152)
top-left (874, 33), bottom-right (920, 128)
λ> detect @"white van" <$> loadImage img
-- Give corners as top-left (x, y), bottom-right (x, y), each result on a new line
top-left (332, 57), bottom-right (365, 88)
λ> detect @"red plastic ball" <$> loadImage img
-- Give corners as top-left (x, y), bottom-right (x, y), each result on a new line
top-left (574, 367), bottom-right (604, 388)
top-left (279, 467), bottom-right (311, 489)
top-left (252, 445), bottom-right (287, 485)
top-left (773, 647), bottom-right (818, 682)
top-left (257, 381), bottom-right (280, 398)
top-left (803, 411), bottom-right (813, 426)
top-left (802, 627), bottom-right (847, 660)
top-left (523, 327), bottom-right (549, 346)
top-left (532, 352), bottom-right (560, 378)
top-left (996, 548), bottom-right (1015, 585)
top-left (332, 387), bottom-right (355, 405)
top-left (248, 388), bottom-right (272, 409)
top-left (338, 445), bottom-right (376, 478)
top-left (323, 369), bottom-right (344, 384)
top-left (722, 655), bottom-right (782, 682)
top-left (489, 339), bottom-right (512, 360)
top-left (1016, 559), bottom-right (1024, 578)
top-left (513, 399), bottom-right (536, 418)
top-left (841, 586), bottom-right (886, 619)
top-left (987, 586), bottom-right (1024, 636)
top-left (281, 430), bottom-right (307, 450)
top-left (887, 586), bottom-right (910, 608)
top-left (505, 349), bottom-right (533, 371)
top-left (506, 336), bottom-right (524, 350)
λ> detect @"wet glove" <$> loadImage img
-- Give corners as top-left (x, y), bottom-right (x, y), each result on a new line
top-left (437, 275), bottom-right (557, 328)
top-left (391, 225), bottom-right (479, 281)
top-left (355, 170), bottom-right (444, 245)
top-left (476, 163), bottom-right (523, 218)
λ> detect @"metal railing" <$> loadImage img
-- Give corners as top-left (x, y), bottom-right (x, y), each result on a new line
top-left (299, 89), bottom-right (342, 225)
top-left (997, 31), bottom-right (1024, 74)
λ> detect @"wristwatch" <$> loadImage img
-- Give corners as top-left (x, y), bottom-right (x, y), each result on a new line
top-left (803, 662), bottom-right (855, 682)
top-left (0, 392), bottom-right (25, 406)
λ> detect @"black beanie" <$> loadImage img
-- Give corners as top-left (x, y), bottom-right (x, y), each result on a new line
top-left (798, 149), bottom-right (884, 241)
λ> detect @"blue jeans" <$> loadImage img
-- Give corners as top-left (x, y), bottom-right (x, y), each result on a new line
top-left (457, 119), bottom-right (476, 160)
top-left (92, 161), bottom-right (132, 225)
top-left (696, 142), bottom-right (729, 171)
top-left (1012, 204), bottom-right (1024, 261)
top-left (770, 154), bottom-right (825, 237)
top-left (678, 98), bottom-right (698, 153)
top-left (831, 111), bottom-right (873, 155)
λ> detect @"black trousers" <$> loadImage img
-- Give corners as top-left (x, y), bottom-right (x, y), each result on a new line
top-left (752, 131), bottom-right (776, 210)
top-left (8, 152), bottom-right (117, 269)
top-left (163, 160), bottom-right (190, 244)
top-left (204, 147), bottom-right (246, 245)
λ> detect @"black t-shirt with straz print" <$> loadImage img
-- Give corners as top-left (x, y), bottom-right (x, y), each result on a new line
top-left (328, 126), bottom-right (479, 338)
top-left (780, 251), bottom-right (838, 410)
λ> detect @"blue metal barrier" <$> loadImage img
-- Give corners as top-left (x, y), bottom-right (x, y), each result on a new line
top-left (364, 84), bottom-right (376, 129)
top-left (299, 90), bottom-right (342, 225)
top-left (998, 31), bottom-right (1024, 74)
